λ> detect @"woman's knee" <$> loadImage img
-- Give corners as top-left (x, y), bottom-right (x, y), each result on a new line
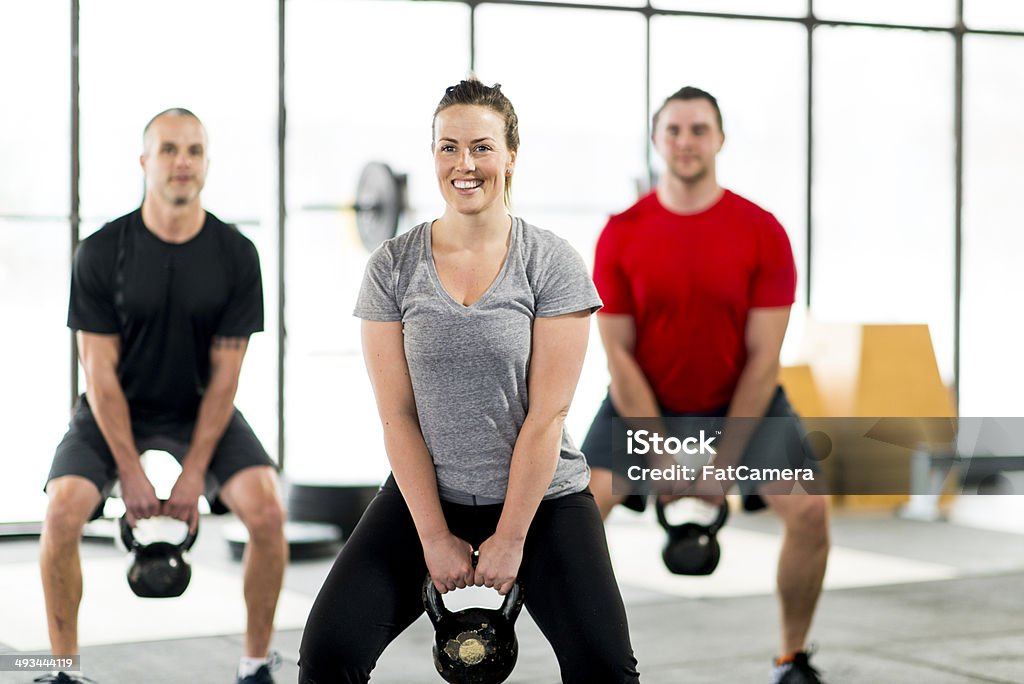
top-left (298, 630), bottom-right (375, 684)
top-left (557, 651), bottom-right (640, 684)
top-left (297, 662), bottom-right (368, 684)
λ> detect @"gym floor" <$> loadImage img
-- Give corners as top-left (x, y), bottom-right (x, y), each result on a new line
top-left (2, 502), bottom-right (1023, 684)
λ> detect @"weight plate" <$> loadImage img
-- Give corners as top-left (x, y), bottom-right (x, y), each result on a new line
top-left (355, 162), bottom-right (405, 251)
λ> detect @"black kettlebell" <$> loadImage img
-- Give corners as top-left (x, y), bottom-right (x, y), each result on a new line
top-left (422, 574), bottom-right (524, 684)
top-left (119, 511), bottom-right (198, 598)
top-left (655, 499), bottom-right (729, 576)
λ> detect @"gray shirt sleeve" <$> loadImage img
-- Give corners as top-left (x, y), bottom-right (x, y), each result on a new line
top-left (354, 242), bottom-right (402, 321)
top-left (529, 231), bottom-right (603, 318)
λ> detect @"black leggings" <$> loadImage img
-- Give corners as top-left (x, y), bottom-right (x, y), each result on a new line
top-left (298, 477), bottom-right (640, 683)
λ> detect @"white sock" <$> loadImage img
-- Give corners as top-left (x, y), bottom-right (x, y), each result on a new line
top-left (237, 656), bottom-right (268, 678)
top-left (770, 662), bottom-right (793, 684)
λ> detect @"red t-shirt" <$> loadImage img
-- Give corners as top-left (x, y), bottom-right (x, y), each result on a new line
top-left (593, 190), bottom-right (796, 413)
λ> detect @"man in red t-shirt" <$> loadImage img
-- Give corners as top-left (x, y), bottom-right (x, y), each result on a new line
top-left (583, 87), bottom-right (830, 684)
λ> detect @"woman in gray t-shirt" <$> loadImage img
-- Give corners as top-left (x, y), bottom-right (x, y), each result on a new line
top-left (298, 80), bottom-right (640, 684)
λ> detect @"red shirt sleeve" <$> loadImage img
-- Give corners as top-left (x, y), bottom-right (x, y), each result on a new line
top-left (750, 213), bottom-right (797, 308)
top-left (592, 217), bottom-right (633, 314)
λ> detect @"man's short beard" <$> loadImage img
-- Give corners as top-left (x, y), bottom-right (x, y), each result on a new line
top-left (670, 165), bottom-right (707, 185)
top-left (171, 196), bottom-right (190, 206)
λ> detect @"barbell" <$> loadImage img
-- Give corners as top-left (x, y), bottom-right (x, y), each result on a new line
top-left (303, 161), bottom-right (408, 251)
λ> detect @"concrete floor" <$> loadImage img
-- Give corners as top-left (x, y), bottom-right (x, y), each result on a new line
top-left (2, 502), bottom-right (1023, 683)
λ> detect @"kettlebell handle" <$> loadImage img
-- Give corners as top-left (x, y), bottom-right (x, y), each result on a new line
top-left (422, 575), bottom-right (452, 624)
top-left (118, 503), bottom-right (199, 552)
top-left (422, 574), bottom-right (524, 625)
top-left (655, 499), bottom-right (729, 535)
top-left (499, 581), bottom-right (523, 622)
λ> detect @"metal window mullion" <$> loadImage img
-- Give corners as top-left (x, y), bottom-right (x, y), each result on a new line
top-left (470, 2), bottom-right (477, 73)
top-left (443, 0), bottom-right (1024, 37)
top-left (277, 0), bottom-right (287, 468)
top-left (953, 0), bottom-right (964, 411)
top-left (805, 3), bottom-right (814, 309)
top-left (644, 7), bottom-right (652, 189)
top-left (70, 0), bottom-right (80, 407)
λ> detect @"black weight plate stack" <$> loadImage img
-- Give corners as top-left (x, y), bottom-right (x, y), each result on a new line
top-left (287, 482), bottom-right (380, 541)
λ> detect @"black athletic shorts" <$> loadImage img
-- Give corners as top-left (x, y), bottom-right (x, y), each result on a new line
top-left (582, 386), bottom-right (815, 513)
top-left (46, 396), bottom-right (276, 519)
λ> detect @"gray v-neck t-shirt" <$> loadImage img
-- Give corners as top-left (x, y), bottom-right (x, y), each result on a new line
top-left (354, 217), bottom-right (602, 503)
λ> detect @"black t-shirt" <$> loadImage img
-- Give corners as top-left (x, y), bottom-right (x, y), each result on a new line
top-left (69, 209), bottom-right (264, 421)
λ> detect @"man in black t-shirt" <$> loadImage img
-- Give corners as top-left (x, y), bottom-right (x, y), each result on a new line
top-left (40, 109), bottom-right (286, 684)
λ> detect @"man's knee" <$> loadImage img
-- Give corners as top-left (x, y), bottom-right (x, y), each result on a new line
top-left (769, 494), bottom-right (830, 544)
top-left (221, 467), bottom-right (286, 538)
top-left (233, 489), bottom-right (285, 544)
top-left (243, 500), bottom-right (286, 543)
top-left (43, 476), bottom-right (102, 544)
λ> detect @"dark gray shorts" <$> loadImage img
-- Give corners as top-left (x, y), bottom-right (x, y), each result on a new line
top-left (47, 396), bottom-right (277, 519)
top-left (581, 386), bottom-right (815, 512)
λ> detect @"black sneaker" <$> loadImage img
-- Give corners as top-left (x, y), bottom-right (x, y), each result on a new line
top-left (236, 651), bottom-right (282, 684)
top-left (32, 674), bottom-right (97, 683)
top-left (773, 651), bottom-right (824, 684)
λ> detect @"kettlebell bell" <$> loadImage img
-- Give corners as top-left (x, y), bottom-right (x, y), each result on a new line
top-left (119, 511), bottom-right (198, 598)
top-left (655, 499), bottom-right (729, 576)
top-left (422, 574), bottom-right (524, 684)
